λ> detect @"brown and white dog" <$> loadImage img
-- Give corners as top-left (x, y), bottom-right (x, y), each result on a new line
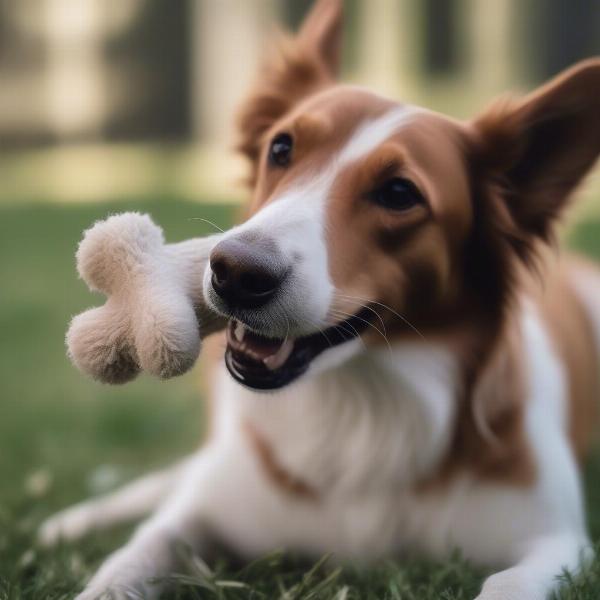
top-left (40, 1), bottom-right (600, 598)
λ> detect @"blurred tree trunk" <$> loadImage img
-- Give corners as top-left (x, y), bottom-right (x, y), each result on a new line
top-left (531, 0), bottom-right (600, 81)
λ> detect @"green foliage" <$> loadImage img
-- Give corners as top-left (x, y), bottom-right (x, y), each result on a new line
top-left (1, 202), bottom-right (600, 598)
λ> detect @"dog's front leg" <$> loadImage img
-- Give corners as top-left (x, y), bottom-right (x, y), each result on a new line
top-left (75, 451), bottom-right (221, 600)
top-left (475, 532), bottom-right (591, 600)
top-left (39, 456), bottom-right (193, 546)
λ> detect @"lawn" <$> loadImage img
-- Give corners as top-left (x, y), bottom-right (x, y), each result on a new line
top-left (2, 199), bottom-right (600, 599)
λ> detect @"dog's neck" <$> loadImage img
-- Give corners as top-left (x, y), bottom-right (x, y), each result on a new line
top-left (225, 338), bottom-right (460, 496)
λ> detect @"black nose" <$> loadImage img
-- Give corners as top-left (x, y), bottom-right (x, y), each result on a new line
top-left (210, 238), bottom-right (285, 309)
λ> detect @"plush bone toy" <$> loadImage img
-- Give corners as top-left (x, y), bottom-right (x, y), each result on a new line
top-left (67, 212), bottom-right (225, 384)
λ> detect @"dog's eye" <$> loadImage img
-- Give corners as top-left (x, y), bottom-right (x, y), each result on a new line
top-left (269, 133), bottom-right (293, 167)
top-left (372, 178), bottom-right (424, 211)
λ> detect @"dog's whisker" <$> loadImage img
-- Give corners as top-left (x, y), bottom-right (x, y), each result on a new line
top-left (329, 315), bottom-right (367, 351)
top-left (329, 307), bottom-right (386, 340)
top-left (329, 308), bottom-right (393, 356)
top-left (188, 217), bottom-right (226, 233)
top-left (273, 298), bottom-right (292, 345)
top-left (273, 302), bottom-right (336, 350)
top-left (331, 292), bottom-right (388, 336)
top-left (369, 301), bottom-right (426, 341)
top-left (329, 321), bottom-right (355, 345)
top-left (302, 313), bottom-right (342, 350)
top-left (329, 309), bottom-right (387, 355)
top-left (306, 317), bottom-right (336, 349)
top-left (333, 292), bottom-right (427, 341)
top-left (334, 291), bottom-right (387, 334)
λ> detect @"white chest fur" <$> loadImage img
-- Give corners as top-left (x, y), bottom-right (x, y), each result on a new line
top-left (216, 341), bottom-right (459, 497)
top-left (206, 341), bottom-right (460, 558)
top-left (207, 306), bottom-right (584, 566)
top-left (41, 306), bottom-right (589, 600)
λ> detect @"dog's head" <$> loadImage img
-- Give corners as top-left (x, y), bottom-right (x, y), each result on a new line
top-left (203, 0), bottom-right (600, 391)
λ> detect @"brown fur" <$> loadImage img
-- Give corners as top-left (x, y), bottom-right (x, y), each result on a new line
top-left (244, 421), bottom-right (318, 501)
top-left (236, 0), bottom-right (343, 189)
top-left (531, 255), bottom-right (600, 460)
top-left (419, 314), bottom-right (535, 490)
top-left (223, 0), bottom-right (600, 493)
top-left (248, 87), bottom-right (393, 216)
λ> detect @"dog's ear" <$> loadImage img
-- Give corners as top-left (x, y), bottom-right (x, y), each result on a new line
top-left (470, 59), bottom-right (600, 257)
top-left (236, 0), bottom-right (343, 185)
top-left (296, 0), bottom-right (344, 75)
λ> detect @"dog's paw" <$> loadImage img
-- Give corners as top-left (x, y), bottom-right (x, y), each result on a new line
top-left (76, 576), bottom-right (161, 600)
top-left (75, 546), bottom-right (165, 600)
top-left (75, 584), bottom-right (148, 600)
top-left (38, 505), bottom-right (93, 547)
top-left (76, 586), bottom-right (146, 600)
top-left (475, 569), bottom-right (544, 600)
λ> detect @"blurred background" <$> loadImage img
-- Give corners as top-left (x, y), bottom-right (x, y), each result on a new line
top-left (2, 0), bottom-right (600, 205)
top-left (1, 0), bottom-right (600, 595)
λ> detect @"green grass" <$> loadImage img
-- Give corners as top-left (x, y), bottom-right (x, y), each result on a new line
top-left (2, 199), bottom-right (600, 599)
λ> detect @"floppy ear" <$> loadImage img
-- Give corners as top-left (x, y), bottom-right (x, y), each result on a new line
top-left (471, 59), bottom-right (600, 256)
top-left (236, 0), bottom-right (343, 184)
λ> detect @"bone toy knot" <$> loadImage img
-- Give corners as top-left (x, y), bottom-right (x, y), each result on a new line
top-left (67, 212), bottom-right (224, 384)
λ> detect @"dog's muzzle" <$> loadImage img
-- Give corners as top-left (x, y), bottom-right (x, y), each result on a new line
top-left (208, 237), bottom-right (373, 391)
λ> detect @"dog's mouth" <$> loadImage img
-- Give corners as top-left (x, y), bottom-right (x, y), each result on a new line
top-left (225, 307), bottom-right (374, 391)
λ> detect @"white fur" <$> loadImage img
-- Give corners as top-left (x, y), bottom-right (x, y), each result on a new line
top-left (203, 106), bottom-right (418, 338)
top-left (42, 298), bottom-right (589, 600)
top-left (42, 105), bottom-right (591, 599)
top-left (38, 458), bottom-right (191, 546)
top-left (338, 106), bottom-right (421, 165)
top-left (44, 113), bottom-right (590, 600)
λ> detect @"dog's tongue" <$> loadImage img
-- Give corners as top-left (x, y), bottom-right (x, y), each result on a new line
top-left (227, 321), bottom-right (295, 370)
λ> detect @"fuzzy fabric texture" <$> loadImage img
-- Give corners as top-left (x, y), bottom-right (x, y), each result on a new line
top-left (67, 212), bottom-right (224, 384)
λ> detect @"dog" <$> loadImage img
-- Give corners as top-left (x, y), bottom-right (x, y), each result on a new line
top-left (39, 1), bottom-right (600, 598)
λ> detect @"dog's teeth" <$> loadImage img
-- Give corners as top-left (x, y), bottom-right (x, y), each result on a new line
top-left (234, 321), bottom-right (246, 342)
top-left (263, 339), bottom-right (295, 371)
